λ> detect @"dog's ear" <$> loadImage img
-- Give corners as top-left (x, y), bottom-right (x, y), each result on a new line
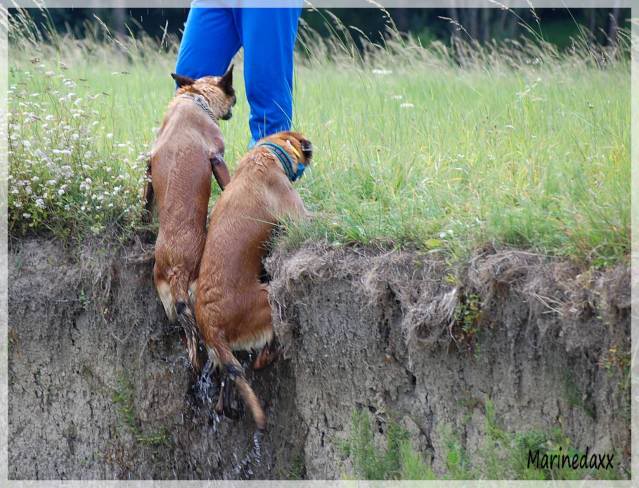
top-left (171, 73), bottom-right (196, 87)
top-left (218, 64), bottom-right (234, 96)
top-left (300, 138), bottom-right (313, 161)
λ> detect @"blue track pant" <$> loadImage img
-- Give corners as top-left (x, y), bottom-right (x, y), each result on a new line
top-left (175, 6), bottom-right (302, 145)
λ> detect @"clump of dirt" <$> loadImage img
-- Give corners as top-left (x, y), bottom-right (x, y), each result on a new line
top-left (9, 238), bottom-right (630, 479)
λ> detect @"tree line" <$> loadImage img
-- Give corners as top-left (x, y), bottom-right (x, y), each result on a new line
top-left (15, 7), bottom-right (630, 48)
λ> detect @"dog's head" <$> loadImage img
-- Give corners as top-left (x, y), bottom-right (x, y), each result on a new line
top-left (172, 65), bottom-right (236, 121)
top-left (261, 131), bottom-right (313, 181)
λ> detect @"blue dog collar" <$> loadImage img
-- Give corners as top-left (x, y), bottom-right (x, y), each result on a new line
top-left (256, 141), bottom-right (305, 182)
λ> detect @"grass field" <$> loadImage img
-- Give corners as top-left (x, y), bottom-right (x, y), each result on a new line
top-left (8, 11), bottom-right (631, 266)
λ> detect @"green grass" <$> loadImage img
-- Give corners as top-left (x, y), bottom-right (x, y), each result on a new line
top-left (341, 404), bottom-right (626, 480)
top-left (340, 410), bottom-right (436, 480)
top-left (111, 375), bottom-right (170, 447)
top-left (8, 10), bottom-right (630, 265)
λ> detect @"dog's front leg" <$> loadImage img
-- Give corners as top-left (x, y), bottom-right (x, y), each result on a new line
top-left (210, 153), bottom-right (231, 191)
top-left (276, 188), bottom-right (309, 221)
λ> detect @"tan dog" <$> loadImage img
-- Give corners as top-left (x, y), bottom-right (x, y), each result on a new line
top-left (144, 66), bottom-right (236, 372)
top-left (195, 131), bottom-right (313, 430)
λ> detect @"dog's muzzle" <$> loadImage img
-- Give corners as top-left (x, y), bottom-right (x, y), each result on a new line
top-left (221, 110), bottom-right (233, 121)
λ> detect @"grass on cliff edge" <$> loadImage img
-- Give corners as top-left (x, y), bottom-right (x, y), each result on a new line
top-left (8, 10), bottom-right (630, 266)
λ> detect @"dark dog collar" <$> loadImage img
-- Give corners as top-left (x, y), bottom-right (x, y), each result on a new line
top-left (179, 93), bottom-right (217, 122)
top-left (256, 142), bottom-right (305, 182)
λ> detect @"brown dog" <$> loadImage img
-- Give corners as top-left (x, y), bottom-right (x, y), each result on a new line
top-left (195, 131), bottom-right (313, 430)
top-left (144, 66), bottom-right (236, 372)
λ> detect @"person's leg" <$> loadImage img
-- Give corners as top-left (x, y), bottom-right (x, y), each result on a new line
top-left (175, 7), bottom-right (241, 79)
top-left (233, 8), bottom-right (302, 145)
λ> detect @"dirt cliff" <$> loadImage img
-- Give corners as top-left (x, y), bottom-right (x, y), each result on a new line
top-left (8, 238), bottom-right (630, 479)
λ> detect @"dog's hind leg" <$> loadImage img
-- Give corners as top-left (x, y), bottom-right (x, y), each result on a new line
top-left (206, 337), bottom-right (266, 430)
top-left (251, 289), bottom-right (278, 371)
top-left (169, 271), bottom-right (204, 372)
top-left (253, 340), bottom-right (279, 370)
top-left (154, 276), bottom-right (177, 322)
top-left (213, 375), bottom-right (243, 420)
top-left (215, 378), bottom-right (225, 415)
top-left (177, 304), bottom-right (202, 373)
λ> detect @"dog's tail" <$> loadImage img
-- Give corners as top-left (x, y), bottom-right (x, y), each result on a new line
top-left (169, 272), bottom-right (202, 372)
top-left (208, 337), bottom-right (267, 430)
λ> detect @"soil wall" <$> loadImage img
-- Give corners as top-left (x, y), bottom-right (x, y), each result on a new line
top-left (8, 239), bottom-right (630, 479)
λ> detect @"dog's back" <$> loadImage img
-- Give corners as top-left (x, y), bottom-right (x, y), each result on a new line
top-left (151, 99), bottom-right (222, 321)
top-left (196, 165), bottom-right (275, 350)
top-left (145, 68), bottom-right (235, 372)
top-left (195, 131), bottom-right (313, 429)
